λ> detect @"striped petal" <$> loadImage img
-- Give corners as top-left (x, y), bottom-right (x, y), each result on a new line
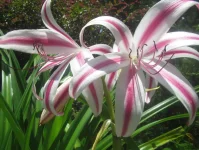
top-left (43, 54), bottom-right (75, 115)
top-left (144, 32), bottom-right (199, 57)
top-left (38, 55), bottom-right (67, 74)
top-left (0, 29), bottom-right (79, 54)
top-left (80, 16), bottom-right (134, 54)
top-left (141, 60), bottom-right (199, 125)
top-left (40, 76), bottom-right (72, 124)
top-left (70, 51), bottom-right (103, 116)
top-left (105, 71), bottom-right (119, 91)
top-left (89, 44), bottom-right (113, 55)
top-left (135, 0), bottom-right (199, 47)
top-left (32, 55), bottom-right (68, 100)
top-left (145, 75), bottom-right (158, 103)
top-left (104, 43), bottom-right (121, 90)
top-left (69, 52), bottom-right (130, 99)
top-left (162, 47), bottom-right (199, 60)
top-left (41, 0), bottom-right (77, 45)
top-left (115, 65), bottom-right (145, 137)
top-left (81, 79), bottom-right (103, 116)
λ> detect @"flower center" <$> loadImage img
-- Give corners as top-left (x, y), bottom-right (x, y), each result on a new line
top-left (129, 44), bottom-right (147, 69)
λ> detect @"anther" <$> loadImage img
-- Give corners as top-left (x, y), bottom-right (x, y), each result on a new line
top-left (129, 48), bottom-right (133, 59)
top-left (145, 86), bottom-right (160, 92)
top-left (161, 44), bottom-right (168, 56)
top-left (153, 41), bottom-right (158, 51)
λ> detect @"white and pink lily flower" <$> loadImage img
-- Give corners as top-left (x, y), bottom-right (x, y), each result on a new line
top-left (0, 0), bottom-right (113, 119)
top-left (70, 0), bottom-right (199, 137)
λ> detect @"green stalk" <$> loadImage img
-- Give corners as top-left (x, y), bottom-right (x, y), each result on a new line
top-left (102, 78), bottom-right (122, 150)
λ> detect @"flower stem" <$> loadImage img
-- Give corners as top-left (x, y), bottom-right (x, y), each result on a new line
top-left (102, 78), bottom-right (122, 150)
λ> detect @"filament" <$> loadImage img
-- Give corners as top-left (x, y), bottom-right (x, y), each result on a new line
top-left (33, 42), bottom-right (67, 62)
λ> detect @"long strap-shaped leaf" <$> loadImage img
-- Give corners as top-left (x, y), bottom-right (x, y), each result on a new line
top-left (0, 51), bottom-right (13, 149)
top-left (138, 126), bottom-right (186, 150)
top-left (133, 112), bottom-right (199, 137)
top-left (44, 99), bottom-right (73, 150)
top-left (59, 105), bottom-right (92, 150)
top-left (0, 93), bottom-right (27, 149)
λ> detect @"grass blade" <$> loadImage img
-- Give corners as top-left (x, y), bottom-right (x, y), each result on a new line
top-left (0, 93), bottom-right (26, 149)
top-left (139, 126), bottom-right (186, 150)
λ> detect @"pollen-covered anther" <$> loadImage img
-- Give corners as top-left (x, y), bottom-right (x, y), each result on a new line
top-left (145, 86), bottom-right (160, 92)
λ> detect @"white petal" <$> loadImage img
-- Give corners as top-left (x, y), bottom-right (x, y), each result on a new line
top-left (105, 71), bottom-right (119, 91)
top-left (115, 65), bottom-right (145, 137)
top-left (144, 32), bottom-right (199, 57)
top-left (41, 0), bottom-right (78, 46)
top-left (135, 0), bottom-right (199, 48)
top-left (141, 60), bottom-right (199, 125)
top-left (43, 54), bottom-right (75, 115)
top-left (80, 16), bottom-right (135, 54)
top-left (70, 51), bottom-right (103, 116)
top-left (69, 52), bottom-right (130, 99)
top-left (162, 47), bottom-right (199, 61)
top-left (89, 44), bottom-right (113, 55)
top-left (0, 29), bottom-right (79, 54)
top-left (40, 76), bottom-right (72, 124)
top-left (145, 75), bottom-right (158, 103)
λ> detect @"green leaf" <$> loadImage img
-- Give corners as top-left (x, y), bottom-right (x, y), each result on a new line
top-left (124, 137), bottom-right (140, 150)
top-left (44, 99), bottom-right (73, 150)
top-left (0, 51), bottom-right (13, 148)
top-left (139, 126), bottom-right (186, 150)
top-left (15, 68), bottom-right (37, 120)
top-left (0, 93), bottom-right (26, 149)
top-left (96, 135), bottom-right (112, 150)
top-left (23, 112), bottom-right (35, 150)
top-left (59, 105), bottom-right (92, 150)
top-left (133, 113), bottom-right (199, 137)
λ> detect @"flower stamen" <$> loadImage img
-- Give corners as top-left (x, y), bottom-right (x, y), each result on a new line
top-left (141, 43), bottom-right (174, 75)
top-left (145, 86), bottom-right (160, 92)
top-left (129, 48), bottom-right (133, 59)
top-left (33, 42), bottom-right (67, 62)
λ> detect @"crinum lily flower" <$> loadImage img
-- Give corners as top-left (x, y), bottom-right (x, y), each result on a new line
top-left (0, 0), bottom-right (113, 118)
top-left (70, 0), bottom-right (199, 137)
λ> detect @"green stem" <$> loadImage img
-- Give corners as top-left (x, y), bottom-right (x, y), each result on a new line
top-left (102, 78), bottom-right (122, 150)
top-left (102, 78), bottom-right (115, 123)
top-left (112, 135), bottom-right (122, 150)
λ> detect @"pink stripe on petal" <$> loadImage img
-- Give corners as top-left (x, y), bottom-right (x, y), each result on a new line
top-left (166, 74), bottom-right (196, 120)
top-left (0, 38), bottom-right (76, 48)
top-left (44, 55), bottom-right (74, 114)
top-left (40, 77), bottom-right (71, 124)
top-left (90, 48), bottom-right (110, 54)
top-left (145, 36), bottom-right (199, 56)
top-left (106, 20), bottom-right (129, 50)
top-left (38, 61), bottom-right (60, 74)
top-left (121, 67), bottom-right (135, 136)
top-left (145, 76), bottom-right (153, 103)
top-left (76, 52), bottom-right (85, 66)
top-left (72, 57), bottom-right (126, 97)
top-left (164, 50), bottom-right (199, 58)
top-left (107, 72), bottom-right (117, 90)
top-left (43, 1), bottom-right (75, 43)
top-left (88, 83), bottom-right (99, 113)
top-left (139, 0), bottom-right (185, 46)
